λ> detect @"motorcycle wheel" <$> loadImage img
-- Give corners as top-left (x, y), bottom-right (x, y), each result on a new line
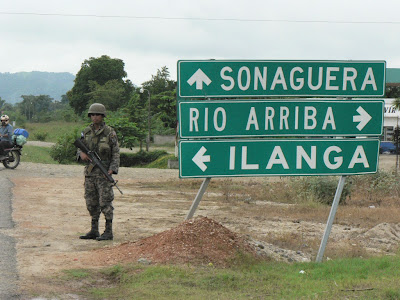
top-left (3, 151), bottom-right (20, 169)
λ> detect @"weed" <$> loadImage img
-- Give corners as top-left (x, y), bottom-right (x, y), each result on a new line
top-left (228, 251), bottom-right (266, 270)
top-left (62, 269), bottom-right (90, 279)
top-left (33, 131), bottom-right (48, 141)
top-left (324, 241), bottom-right (370, 260)
top-left (100, 265), bottom-right (125, 283)
top-left (295, 176), bottom-right (352, 205)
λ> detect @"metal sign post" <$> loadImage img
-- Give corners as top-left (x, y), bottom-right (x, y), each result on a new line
top-left (185, 178), bottom-right (211, 220)
top-left (316, 175), bottom-right (347, 262)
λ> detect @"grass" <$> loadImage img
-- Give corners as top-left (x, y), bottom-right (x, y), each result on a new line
top-left (25, 121), bottom-right (86, 142)
top-left (146, 154), bottom-right (176, 169)
top-left (62, 269), bottom-right (90, 280)
top-left (21, 145), bottom-right (58, 164)
top-left (58, 255), bottom-right (400, 299)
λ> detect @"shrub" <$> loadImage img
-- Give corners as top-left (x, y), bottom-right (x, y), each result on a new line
top-left (50, 129), bottom-right (80, 164)
top-left (297, 176), bottom-right (352, 205)
top-left (33, 131), bottom-right (48, 141)
top-left (351, 170), bottom-right (400, 205)
top-left (146, 154), bottom-right (176, 169)
top-left (120, 150), bottom-right (168, 167)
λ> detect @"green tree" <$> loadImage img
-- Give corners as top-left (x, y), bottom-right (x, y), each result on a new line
top-left (107, 111), bottom-right (143, 150)
top-left (87, 79), bottom-right (130, 111)
top-left (122, 93), bottom-right (148, 150)
top-left (141, 66), bottom-right (176, 95)
top-left (67, 55), bottom-right (133, 115)
top-left (33, 95), bottom-right (53, 113)
top-left (1, 102), bottom-right (13, 112)
top-left (17, 95), bottom-right (53, 121)
top-left (155, 90), bottom-right (177, 131)
top-left (60, 94), bottom-right (69, 105)
top-left (140, 66), bottom-right (177, 117)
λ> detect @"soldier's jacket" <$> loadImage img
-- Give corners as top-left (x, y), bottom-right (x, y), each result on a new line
top-left (78, 122), bottom-right (120, 177)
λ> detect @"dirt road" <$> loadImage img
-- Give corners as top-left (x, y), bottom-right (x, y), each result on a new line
top-left (3, 154), bottom-right (400, 298)
top-left (0, 177), bottom-right (18, 299)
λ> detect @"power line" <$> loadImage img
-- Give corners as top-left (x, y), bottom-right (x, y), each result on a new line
top-left (0, 11), bottom-right (399, 24)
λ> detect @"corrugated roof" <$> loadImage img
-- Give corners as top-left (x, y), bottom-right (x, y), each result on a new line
top-left (387, 68), bottom-right (400, 83)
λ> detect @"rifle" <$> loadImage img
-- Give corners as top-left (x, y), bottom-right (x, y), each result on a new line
top-left (74, 138), bottom-right (123, 194)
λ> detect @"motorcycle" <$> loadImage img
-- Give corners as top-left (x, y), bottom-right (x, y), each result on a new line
top-left (1, 143), bottom-right (22, 169)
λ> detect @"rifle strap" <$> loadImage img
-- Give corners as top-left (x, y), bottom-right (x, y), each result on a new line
top-left (87, 163), bottom-right (95, 173)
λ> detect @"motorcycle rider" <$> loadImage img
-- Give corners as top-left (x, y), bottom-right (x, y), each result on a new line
top-left (0, 115), bottom-right (13, 160)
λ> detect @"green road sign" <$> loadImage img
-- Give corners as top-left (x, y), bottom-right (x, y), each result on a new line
top-left (179, 99), bottom-right (384, 138)
top-left (177, 60), bottom-right (386, 98)
top-left (179, 138), bottom-right (379, 178)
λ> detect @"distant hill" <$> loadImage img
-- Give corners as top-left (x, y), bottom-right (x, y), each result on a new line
top-left (0, 71), bottom-right (75, 104)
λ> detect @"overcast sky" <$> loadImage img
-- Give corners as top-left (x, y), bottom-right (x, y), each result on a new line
top-left (0, 0), bottom-right (399, 86)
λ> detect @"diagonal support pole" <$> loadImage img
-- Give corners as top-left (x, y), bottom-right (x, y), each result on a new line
top-left (185, 177), bottom-right (211, 220)
top-left (316, 175), bottom-right (347, 262)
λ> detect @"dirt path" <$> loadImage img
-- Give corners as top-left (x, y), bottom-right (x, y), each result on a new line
top-left (3, 155), bottom-right (400, 298)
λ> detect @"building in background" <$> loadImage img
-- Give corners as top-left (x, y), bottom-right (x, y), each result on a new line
top-left (383, 98), bottom-right (399, 141)
top-left (383, 69), bottom-right (400, 141)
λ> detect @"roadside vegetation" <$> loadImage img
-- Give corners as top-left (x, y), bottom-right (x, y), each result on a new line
top-left (57, 254), bottom-right (400, 299)
top-left (25, 121), bottom-right (86, 143)
top-left (21, 145), bottom-right (58, 164)
top-left (21, 140), bottom-right (175, 167)
top-left (20, 119), bottom-right (175, 167)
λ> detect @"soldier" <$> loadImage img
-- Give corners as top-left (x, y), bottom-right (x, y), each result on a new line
top-left (78, 103), bottom-right (120, 241)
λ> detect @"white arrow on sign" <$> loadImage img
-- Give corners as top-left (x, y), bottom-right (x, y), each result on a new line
top-left (187, 68), bottom-right (212, 90)
top-left (192, 146), bottom-right (211, 171)
top-left (353, 106), bottom-right (372, 131)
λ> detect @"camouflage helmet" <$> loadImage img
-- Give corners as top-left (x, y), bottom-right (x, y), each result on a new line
top-left (88, 103), bottom-right (106, 117)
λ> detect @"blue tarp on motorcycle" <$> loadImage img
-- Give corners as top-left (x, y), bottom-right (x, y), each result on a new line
top-left (13, 128), bottom-right (29, 138)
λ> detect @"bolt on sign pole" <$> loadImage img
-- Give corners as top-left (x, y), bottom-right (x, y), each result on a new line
top-left (185, 177), bottom-right (211, 220)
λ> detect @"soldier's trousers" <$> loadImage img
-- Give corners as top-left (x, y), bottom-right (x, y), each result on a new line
top-left (84, 176), bottom-right (114, 220)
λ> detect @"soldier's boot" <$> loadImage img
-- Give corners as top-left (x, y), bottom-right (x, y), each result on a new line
top-left (79, 218), bottom-right (100, 240)
top-left (97, 219), bottom-right (113, 241)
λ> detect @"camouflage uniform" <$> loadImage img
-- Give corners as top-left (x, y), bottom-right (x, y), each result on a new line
top-left (82, 123), bottom-right (119, 220)
top-left (79, 122), bottom-right (120, 239)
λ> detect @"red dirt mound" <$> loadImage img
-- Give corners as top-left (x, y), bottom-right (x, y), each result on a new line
top-left (90, 216), bottom-right (257, 266)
